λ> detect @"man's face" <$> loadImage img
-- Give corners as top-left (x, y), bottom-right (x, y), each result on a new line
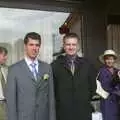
top-left (24, 38), bottom-right (40, 60)
top-left (0, 52), bottom-right (7, 65)
top-left (63, 37), bottom-right (79, 56)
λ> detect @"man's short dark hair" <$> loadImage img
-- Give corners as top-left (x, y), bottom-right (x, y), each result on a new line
top-left (24, 32), bottom-right (41, 45)
top-left (63, 33), bottom-right (80, 43)
top-left (0, 46), bottom-right (8, 55)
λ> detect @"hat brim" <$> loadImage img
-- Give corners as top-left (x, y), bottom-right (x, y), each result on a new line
top-left (99, 54), bottom-right (118, 63)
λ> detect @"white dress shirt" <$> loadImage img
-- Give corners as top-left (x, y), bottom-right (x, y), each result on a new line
top-left (25, 56), bottom-right (39, 73)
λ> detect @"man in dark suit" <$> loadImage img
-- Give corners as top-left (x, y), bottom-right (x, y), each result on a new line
top-left (52, 33), bottom-right (96, 120)
top-left (6, 32), bottom-right (55, 120)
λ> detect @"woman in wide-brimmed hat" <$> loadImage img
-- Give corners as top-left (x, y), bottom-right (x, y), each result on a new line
top-left (98, 49), bottom-right (120, 120)
top-left (99, 49), bottom-right (117, 64)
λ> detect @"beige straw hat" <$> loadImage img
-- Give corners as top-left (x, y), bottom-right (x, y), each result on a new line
top-left (99, 49), bottom-right (117, 63)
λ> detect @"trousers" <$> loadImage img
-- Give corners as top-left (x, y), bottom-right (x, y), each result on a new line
top-left (0, 101), bottom-right (6, 120)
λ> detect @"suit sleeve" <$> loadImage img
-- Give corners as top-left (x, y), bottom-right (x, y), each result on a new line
top-left (88, 63), bottom-right (97, 99)
top-left (6, 66), bottom-right (17, 120)
top-left (48, 65), bottom-right (56, 120)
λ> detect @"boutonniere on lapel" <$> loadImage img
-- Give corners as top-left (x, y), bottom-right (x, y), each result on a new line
top-left (42, 74), bottom-right (49, 81)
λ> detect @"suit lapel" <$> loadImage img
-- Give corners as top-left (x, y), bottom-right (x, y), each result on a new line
top-left (21, 59), bottom-right (48, 88)
top-left (36, 61), bottom-right (45, 88)
top-left (59, 56), bottom-right (71, 73)
top-left (74, 56), bottom-right (84, 73)
top-left (37, 61), bottom-right (43, 80)
top-left (1, 67), bottom-right (8, 82)
top-left (21, 60), bottom-right (36, 84)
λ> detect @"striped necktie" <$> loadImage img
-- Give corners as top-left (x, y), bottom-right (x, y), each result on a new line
top-left (30, 63), bottom-right (38, 80)
top-left (71, 60), bottom-right (75, 75)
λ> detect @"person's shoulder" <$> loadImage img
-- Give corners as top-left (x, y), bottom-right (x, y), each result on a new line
top-left (98, 65), bottom-right (106, 73)
top-left (78, 57), bottom-right (89, 62)
top-left (38, 60), bottom-right (51, 68)
top-left (8, 59), bottom-right (24, 70)
top-left (51, 55), bottom-right (65, 66)
top-left (78, 57), bottom-right (97, 72)
top-left (78, 57), bottom-right (93, 65)
top-left (38, 60), bottom-right (48, 65)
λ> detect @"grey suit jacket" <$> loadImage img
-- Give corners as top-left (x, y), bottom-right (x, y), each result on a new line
top-left (6, 59), bottom-right (56, 120)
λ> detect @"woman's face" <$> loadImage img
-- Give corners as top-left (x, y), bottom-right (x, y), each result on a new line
top-left (104, 55), bottom-right (116, 67)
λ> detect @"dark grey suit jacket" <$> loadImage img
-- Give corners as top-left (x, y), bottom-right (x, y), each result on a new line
top-left (6, 59), bottom-right (56, 120)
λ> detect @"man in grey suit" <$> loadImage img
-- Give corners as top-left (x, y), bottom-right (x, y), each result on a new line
top-left (6, 32), bottom-right (55, 120)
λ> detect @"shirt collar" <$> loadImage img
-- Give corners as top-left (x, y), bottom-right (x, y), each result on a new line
top-left (25, 56), bottom-right (38, 66)
top-left (66, 54), bottom-right (77, 61)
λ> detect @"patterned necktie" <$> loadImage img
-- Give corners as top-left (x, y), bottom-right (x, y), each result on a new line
top-left (71, 60), bottom-right (75, 75)
top-left (30, 63), bottom-right (38, 80)
top-left (0, 67), bottom-right (5, 96)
